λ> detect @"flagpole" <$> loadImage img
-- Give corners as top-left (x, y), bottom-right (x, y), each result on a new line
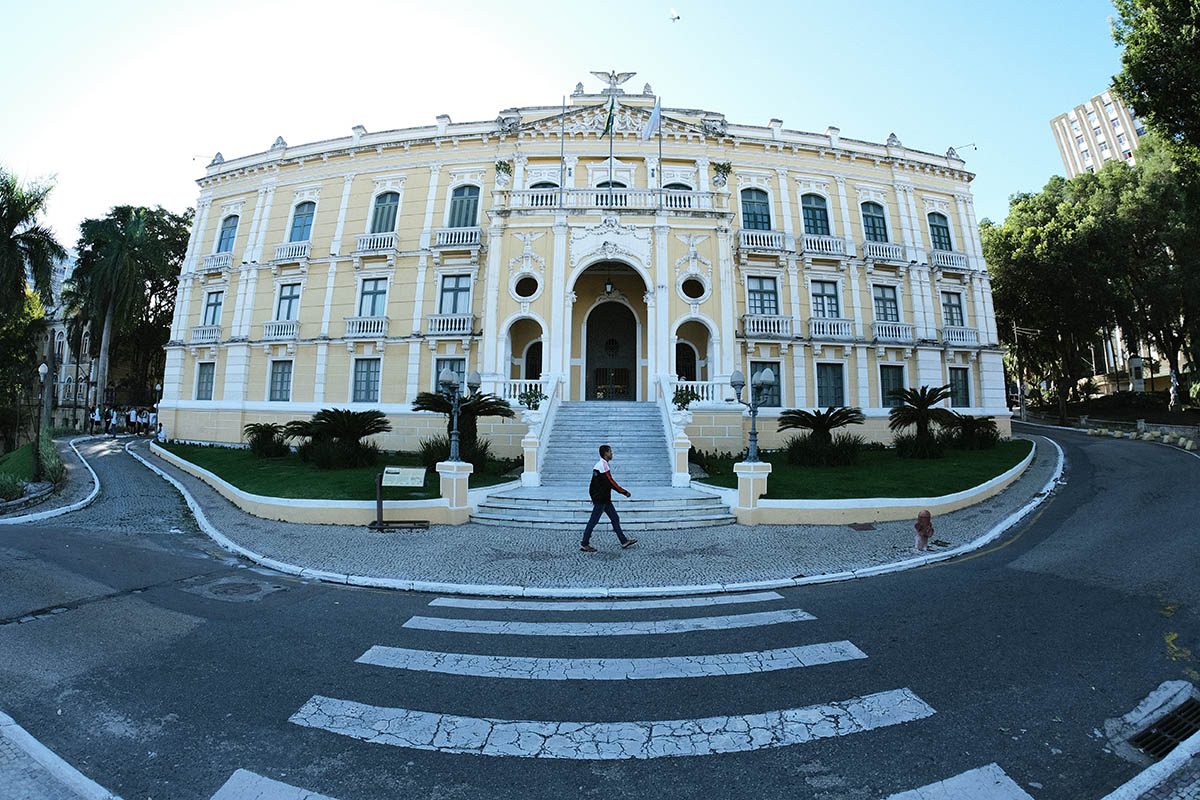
top-left (608, 96), bottom-right (614, 207)
top-left (657, 96), bottom-right (663, 211)
top-left (558, 94), bottom-right (566, 209)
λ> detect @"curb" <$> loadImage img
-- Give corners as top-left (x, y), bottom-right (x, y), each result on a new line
top-left (124, 437), bottom-right (1067, 599)
top-left (0, 436), bottom-right (104, 526)
top-left (1099, 728), bottom-right (1200, 800)
top-left (0, 709), bottom-right (123, 800)
top-left (1016, 419), bottom-right (1200, 462)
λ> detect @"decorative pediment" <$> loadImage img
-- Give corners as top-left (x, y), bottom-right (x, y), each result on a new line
top-left (525, 166), bottom-right (563, 186)
top-left (674, 234), bottom-right (712, 277)
top-left (662, 166), bottom-right (696, 187)
top-left (569, 215), bottom-right (652, 269)
top-left (923, 196), bottom-right (951, 215)
top-left (586, 157), bottom-right (635, 187)
top-left (372, 174), bottom-right (407, 192)
top-left (525, 103), bottom-right (702, 139)
top-left (855, 183), bottom-right (888, 204)
top-left (795, 174), bottom-right (832, 195)
top-left (508, 231), bottom-right (546, 274)
top-left (448, 166), bottom-right (486, 186)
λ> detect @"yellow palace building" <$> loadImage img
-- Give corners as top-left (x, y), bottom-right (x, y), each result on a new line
top-left (161, 73), bottom-right (1009, 483)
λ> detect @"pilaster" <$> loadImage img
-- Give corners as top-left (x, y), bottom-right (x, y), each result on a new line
top-left (330, 173), bottom-right (356, 256)
top-left (834, 177), bottom-right (856, 257)
top-left (481, 220), bottom-right (506, 378)
top-left (549, 216), bottom-right (569, 380)
top-left (320, 261), bottom-right (337, 337)
top-left (314, 341), bottom-right (328, 403)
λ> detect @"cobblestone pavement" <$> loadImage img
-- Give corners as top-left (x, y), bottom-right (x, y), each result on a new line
top-left (0, 435), bottom-right (104, 521)
top-left (121, 435), bottom-right (1059, 591)
top-left (1141, 757), bottom-right (1200, 800)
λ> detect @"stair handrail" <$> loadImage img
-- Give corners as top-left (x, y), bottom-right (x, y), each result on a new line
top-left (657, 374), bottom-right (692, 487)
top-left (532, 374), bottom-right (563, 483)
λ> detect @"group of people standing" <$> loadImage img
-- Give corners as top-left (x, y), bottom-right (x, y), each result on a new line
top-left (88, 405), bottom-right (158, 437)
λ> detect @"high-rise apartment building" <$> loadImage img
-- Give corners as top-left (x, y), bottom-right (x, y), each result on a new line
top-left (1050, 89), bottom-right (1146, 178)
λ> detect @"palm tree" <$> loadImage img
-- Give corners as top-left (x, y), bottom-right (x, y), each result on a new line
top-left (777, 406), bottom-right (865, 447)
top-left (0, 170), bottom-right (66, 315)
top-left (888, 385), bottom-right (957, 446)
top-left (308, 408), bottom-right (392, 442)
top-left (947, 412), bottom-right (999, 450)
top-left (411, 391), bottom-right (515, 446)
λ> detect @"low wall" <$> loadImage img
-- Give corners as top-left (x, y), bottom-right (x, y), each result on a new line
top-left (149, 442), bottom-right (516, 526)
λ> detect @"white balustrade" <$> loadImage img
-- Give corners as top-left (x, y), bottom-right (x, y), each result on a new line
top-left (861, 240), bottom-right (905, 262)
top-left (190, 325), bottom-right (221, 344)
top-left (671, 379), bottom-right (728, 405)
top-left (426, 313), bottom-right (474, 336)
top-left (493, 379), bottom-right (554, 404)
top-left (502, 188), bottom-right (716, 213)
top-left (274, 241), bottom-right (312, 262)
top-left (872, 321), bottom-right (915, 343)
top-left (942, 326), bottom-right (980, 346)
top-left (930, 249), bottom-right (969, 269)
top-left (742, 314), bottom-right (793, 338)
top-left (738, 228), bottom-right (787, 251)
top-left (434, 227), bottom-right (481, 248)
top-left (344, 316), bottom-right (389, 338)
top-left (263, 320), bottom-right (299, 340)
top-left (201, 252), bottom-right (232, 271)
top-left (808, 317), bottom-right (854, 340)
top-left (801, 234), bottom-right (847, 257)
top-left (355, 232), bottom-right (397, 252)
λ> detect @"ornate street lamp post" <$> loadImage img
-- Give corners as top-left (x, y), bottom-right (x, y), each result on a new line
top-left (34, 362), bottom-right (48, 482)
top-left (730, 366), bottom-right (775, 463)
top-left (439, 368), bottom-right (482, 462)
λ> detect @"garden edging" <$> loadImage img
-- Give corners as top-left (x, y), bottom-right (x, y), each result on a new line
top-left (0, 436), bottom-right (104, 526)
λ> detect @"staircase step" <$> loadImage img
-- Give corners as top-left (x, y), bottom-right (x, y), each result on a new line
top-left (470, 513), bottom-right (736, 531)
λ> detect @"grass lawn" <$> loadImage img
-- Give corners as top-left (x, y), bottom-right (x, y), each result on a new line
top-left (160, 443), bottom-right (516, 501)
top-left (701, 439), bottom-right (1033, 499)
top-left (0, 443), bottom-right (34, 481)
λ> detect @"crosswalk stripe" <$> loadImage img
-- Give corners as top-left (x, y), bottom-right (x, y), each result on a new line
top-left (356, 640), bottom-right (867, 680)
top-left (289, 688), bottom-right (934, 759)
top-left (427, 591), bottom-right (785, 612)
top-left (402, 607), bottom-right (815, 636)
top-left (883, 764), bottom-right (1035, 799)
top-left (210, 768), bottom-right (338, 799)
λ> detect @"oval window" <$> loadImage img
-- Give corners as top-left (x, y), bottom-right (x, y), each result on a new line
top-left (681, 278), bottom-right (706, 300)
top-left (515, 276), bottom-right (539, 298)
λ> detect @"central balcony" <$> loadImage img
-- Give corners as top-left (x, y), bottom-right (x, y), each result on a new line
top-left (808, 317), bottom-right (854, 340)
top-left (738, 228), bottom-right (789, 253)
top-left (501, 188), bottom-right (719, 213)
top-left (274, 241), bottom-right (312, 263)
top-left (942, 326), bottom-right (980, 346)
top-left (355, 232), bottom-right (397, 253)
top-left (190, 325), bottom-right (221, 345)
top-left (742, 314), bottom-right (793, 339)
top-left (263, 320), bottom-right (299, 340)
top-left (861, 240), bottom-right (905, 263)
top-left (872, 321), bottom-right (915, 343)
top-left (930, 249), bottom-right (969, 269)
top-left (433, 227), bottom-right (481, 249)
top-left (201, 252), bottom-right (233, 271)
top-left (344, 316), bottom-right (389, 338)
top-left (801, 234), bottom-right (846, 258)
top-left (426, 313), bottom-right (475, 337)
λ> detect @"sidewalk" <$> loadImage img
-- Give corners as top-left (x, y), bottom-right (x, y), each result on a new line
top-left (124, 434), bottom-right (1062, 597)
top-left (0, 711), bottom-right (119, 800)
top-left (0, 436), bottom-right (102, 523)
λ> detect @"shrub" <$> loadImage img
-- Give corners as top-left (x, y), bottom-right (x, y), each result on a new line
top-left (38, 432), bottom-right (65, 484)
top-left (285, 408), bottom-right (391, 469)
top-left (893, 432), bottom-right (945, 460)
top-left (889, 385), bottom-right (956, 459)
top-left (518, 387), bottom-right (548, 410)
top-left (243, 423), bottom-right (289, 458)
top-left (672, 385), bottom-right (701, 410)
top-left (946, 414), bottom-right (1000, 450)
top-left (785, 432), bottom-right (865, 467)
top-left (0, 473), bottom-right (22, 501)
top-left (418, 435), bottom-right (493, 472)
top-left (688, 448), bottom-right (742, 477)
top-left (778, 406), bottom-right (865, 447)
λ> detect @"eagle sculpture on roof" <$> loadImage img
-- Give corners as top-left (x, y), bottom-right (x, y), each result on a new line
top-left (590, 71), bottom-right (636, 92)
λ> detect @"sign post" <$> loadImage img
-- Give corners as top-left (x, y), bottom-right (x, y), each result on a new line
top-left (368, 467), bottom-right (430, 530)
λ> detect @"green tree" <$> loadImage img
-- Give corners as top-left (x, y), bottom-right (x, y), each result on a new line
top-left (888, 385), bottom-right (956, 454)
top-left (777, 406), bottom-right (865, 448)
top-left (0, 170), bottom-right (66, 316)
top-left (0, 290), bottom-right (46, 452)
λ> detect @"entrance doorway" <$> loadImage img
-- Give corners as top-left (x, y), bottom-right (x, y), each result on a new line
top-left (585, 302), bottom-right (637, 401)
top-left (523, 341), bottom-right (543, 380)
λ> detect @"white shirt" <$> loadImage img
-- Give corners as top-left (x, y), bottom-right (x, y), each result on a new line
top-left (593, 459), bottom-right (611, 474)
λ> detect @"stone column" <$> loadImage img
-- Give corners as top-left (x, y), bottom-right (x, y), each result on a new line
top-left (549, 217), bottom-right (569, 383)
top-left (437, 460), bottom-right (473, 524)
top-left (733, 461), bottom-right (772, 525)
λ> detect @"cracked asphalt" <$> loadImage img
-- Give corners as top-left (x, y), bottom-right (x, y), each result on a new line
top-left (0, 425), bottom-right (1197, 799)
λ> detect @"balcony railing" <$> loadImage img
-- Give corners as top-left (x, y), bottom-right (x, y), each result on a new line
top-left (738, 229), bottom-right (788, 252)
top-left (861, 240), bottom-right (905, 262)
top-left (201, 252), bottom-right (233, 271)
top-left (274, 241), bottom-right (312, 262)
top-left (930, 249), bottom-right (969, 269)
top-left (426, 313), bottom-right (475, 336)
top-left (801, 234), bottom-right (846, 257)
top-left (263, 320), bottom-right (299, 340)
top-left (344, 316), bottom-right (389, 338)
top-left (942, 326), bottom-right (980, 346)
top-left (433, 227), bottom-right (481, 248)
top-left (190, 325), bottom-right (221, 345)
top-left (872, 321), bottom-right (915, 343)
top-left (501, 188), bottom-right (718, 212)
top-left (355, 232), bottom-right (397, 253)
top-left (808, 317), bottom-right (854, 340)
top-left (670, 379), bottom-right (731, 405)
top-left (742, 314), bottom-right (793, 338)
top-left (492, 379), bottom-right (555, 405)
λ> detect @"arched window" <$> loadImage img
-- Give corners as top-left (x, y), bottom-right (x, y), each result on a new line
top-left (81, 332), bottom-right (90, 356)
top-left (675, 342), bottom-right (698, 382)
top-left (595, 180), bottom-right (627, 208)
top-left (289, 201), bottom-right (315, 243)
top-left (663, 182), bottom-right (693, 210)
top-left (370, 192), bottom-right (400, 234)
top-left (524, 341), bottom-right (543, 380)
top-left (528, 181), bottom-right (559, 208)
top-left (927, 212), bottom-right (953, 251)
top-left (65, 378), bottom-right (73, 403)
top-left (448, 185), bottom-right (480, 228)
top-left (54, 332), bottom-right (64, 364)
top-left (216, 215), bottom-right (239, 253)
top-left (740, 188), bottom-right (771, 230)
top-left (801, 194), bottom-right (830, 236)
top-left (861, 201), bottom-right (888, 243)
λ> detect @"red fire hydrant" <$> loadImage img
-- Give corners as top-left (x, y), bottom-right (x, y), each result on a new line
top-left (914, 510), bottom-right (933, 552)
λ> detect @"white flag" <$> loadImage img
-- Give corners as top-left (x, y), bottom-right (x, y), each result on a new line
top-left (641, 97), bottom-right (662, 141)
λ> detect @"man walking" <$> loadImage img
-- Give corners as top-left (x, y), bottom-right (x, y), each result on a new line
top-left (581, 444), bottom-right (638, 552)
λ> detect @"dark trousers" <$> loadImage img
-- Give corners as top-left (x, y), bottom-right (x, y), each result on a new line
top-left (581, 501), bottom-right (628, 546)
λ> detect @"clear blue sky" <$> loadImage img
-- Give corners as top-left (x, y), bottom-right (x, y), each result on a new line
top-left (2, 0), bottom-right (1125, 242)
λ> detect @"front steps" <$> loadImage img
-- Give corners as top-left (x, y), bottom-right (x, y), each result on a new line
top-left (471, 486), bottom-right (735, 530)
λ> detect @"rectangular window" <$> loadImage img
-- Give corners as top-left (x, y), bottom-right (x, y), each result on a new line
top-left (1112, 119), bottom-right (1122, 130)
top-left (941, 292), bottom-right (964, 327)
top-left (195, 362), bottom-right (215, 401)
top-left (747, 276), bottom-right (779, 316)
top-left (811, 281), bottom-right (840, 319)
top-left (872, 285), bottom-right (899, 322)
top-left (1117, 133), bottom-right (1127, 145)
top-left (1082, 148), bottom-right (1091, 160)
top-left (438, 275), bottom-right (472, 315)
top-left (1099, 140), bottom-right (1109, 153)
top-left (275, 283), bottom-right (301, 321)
top-left (1093, 126), bottom-right (1102, 138)
top-left (352, 358), bottom-right (381, 403)
top-left (948, 367), bottom-right (970, 408)
top-left (816, 363), bottom-right (845, 408)
top-left (748, 360), bottom-right (781, 407)
top-left (1071, 120), bottom-right (1080, 133)
top-left (434, 357), bottom-right (467, 390)
top-left (1075, 135), bottom-right (1084, 145)
top-left (358, 278), bottom-right (388, 317)
top-left (203, 291), bottom-right (224, 326)
top-left (269, 360), bottom-right (293, 402)
top-left (880, 365), bottom-right (905, 408)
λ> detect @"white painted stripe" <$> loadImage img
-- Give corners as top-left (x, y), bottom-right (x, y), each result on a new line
top-left (0, 708), bottom-right (122, 799)
top-left (402, 607), bottom-right (815, 636)
top-left (211, 769), bottom-right (337, 800)
top-left (357, 641), bottom-right (867, 680)
top-left (884, 763), bottom-right (1035, 799)
top-left (289, 688), bottom-right (935, 759)
top-left (428, 591), bottom-right (785, 611)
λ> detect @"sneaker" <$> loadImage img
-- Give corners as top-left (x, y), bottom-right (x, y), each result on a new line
top-left (580, 544), bottom-right (598, 552)
top-left (620, 538), bottom-right (638, 549)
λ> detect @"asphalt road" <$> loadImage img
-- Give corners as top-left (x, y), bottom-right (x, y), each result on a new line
top-left (0, 425), bottom-right (1197, 800)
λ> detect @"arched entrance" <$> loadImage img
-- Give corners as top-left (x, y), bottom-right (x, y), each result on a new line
top-left (585, 302), bottom-right (637, 400)
top-left (523, 341), bottom-right (543, 380)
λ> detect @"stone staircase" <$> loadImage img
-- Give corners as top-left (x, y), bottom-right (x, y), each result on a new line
top-left (472, 401), bottom-right (735, 530)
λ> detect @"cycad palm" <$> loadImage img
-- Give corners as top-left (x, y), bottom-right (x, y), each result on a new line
top-left (309, 408), bottom-right (392, 442)
top-left (0, 170), bottom-right (66, 315)
top-left (887, 385), bottom-right (957, 445)
top-left (778, 406), bottom-right (865, 447)
top-left (412, 391), bottom-right (515, 445)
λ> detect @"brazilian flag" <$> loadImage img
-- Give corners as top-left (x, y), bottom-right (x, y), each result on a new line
top-left (601, 95), bottom-right (615, 137)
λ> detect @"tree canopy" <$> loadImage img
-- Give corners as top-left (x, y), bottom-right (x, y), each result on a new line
top-left (0, 170), bottom-right (66, 317)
